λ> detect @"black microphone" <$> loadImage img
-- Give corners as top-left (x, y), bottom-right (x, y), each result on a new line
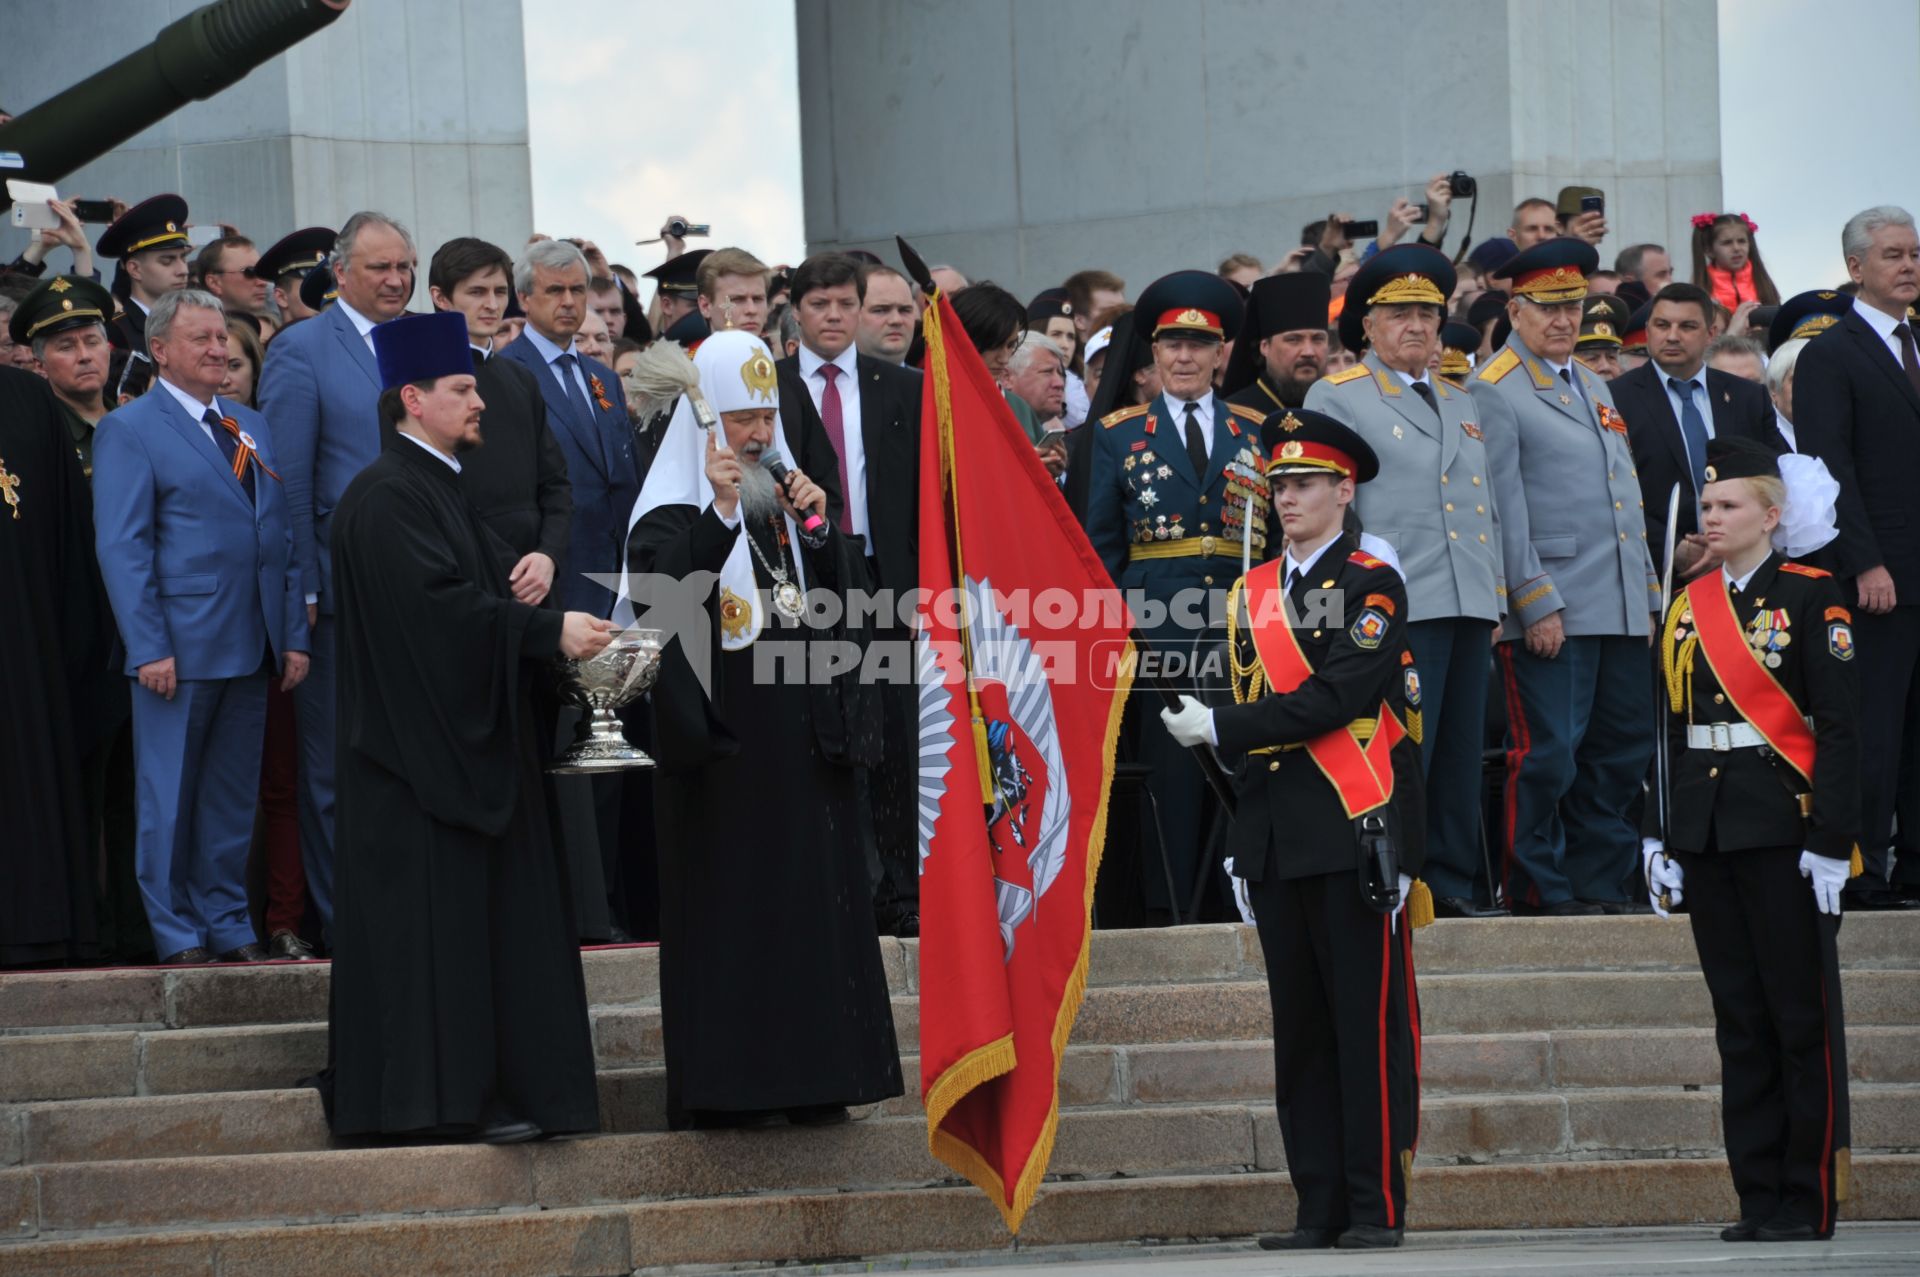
top-left (761, 449), bottom-right (829, 548)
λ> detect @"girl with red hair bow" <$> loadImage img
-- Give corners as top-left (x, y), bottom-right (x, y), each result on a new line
top-left (1692, 212), bottom-right (1782, 310)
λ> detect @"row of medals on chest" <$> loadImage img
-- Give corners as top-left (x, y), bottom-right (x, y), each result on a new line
top-left (1128, 446), bottom-right (1269, 544)
top-left (1672, 603), bottom-right (1792, 668)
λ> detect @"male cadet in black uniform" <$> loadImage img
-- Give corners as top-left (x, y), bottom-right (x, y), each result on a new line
top-left (1310, 246), bottom-right (1505, 918)
top-left (95, 196), bottom-right (192, 354)
top-left (1223, 273), bottom-right (1333, 415)
top-left (1644, 437), bottom-right (1858, 1242)
top-left (1162, 412), bottom-right (1425, 1250)
top-left (255, 227), bottom-right (336, 327)
top-left (1084, 271), bottom-right (1270, 920)
top-left (1575, 294), bottom-right (1629, 381)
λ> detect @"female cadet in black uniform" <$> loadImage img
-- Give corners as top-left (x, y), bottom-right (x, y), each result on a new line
top-left (1643, 435), bottom-right (1858, 1243)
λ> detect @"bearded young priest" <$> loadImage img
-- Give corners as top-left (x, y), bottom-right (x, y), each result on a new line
top-left (322, 311), bottom-right (615, 1144)
top-left (624, 328), bottom-right (902, 1129)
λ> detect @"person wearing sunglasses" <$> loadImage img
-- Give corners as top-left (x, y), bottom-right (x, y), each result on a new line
top-left (196, 235), bottom-right (271, 318)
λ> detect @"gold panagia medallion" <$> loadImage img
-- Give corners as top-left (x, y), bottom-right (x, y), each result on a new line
top-left (741, 352), bottom-right (778, 403)
top-left (719, 587), bottom-right (752, 640)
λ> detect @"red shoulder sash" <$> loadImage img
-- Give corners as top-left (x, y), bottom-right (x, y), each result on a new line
top-left (1684, 574), bottom-right (1817, 782)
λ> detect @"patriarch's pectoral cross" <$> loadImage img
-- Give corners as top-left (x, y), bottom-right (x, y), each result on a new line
top-left (0, 457), bottom-right (20, 520)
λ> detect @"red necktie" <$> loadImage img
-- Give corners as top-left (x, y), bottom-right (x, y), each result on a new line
top-left (818, 363), bottom-right (853, 533)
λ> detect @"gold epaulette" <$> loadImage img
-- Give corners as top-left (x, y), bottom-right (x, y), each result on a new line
top-left (1325, 364), bottom-right (1371, 386)
top-left (1225, 403), bottom-right (1266, 424)
top-left (1477, 348), bottom-right (1520, 383)
top-left (1437, 375), bottom-right (1467, 391)
top-left (1100, 403), bottom-right (1149, 429)
top-left (1778, 563), bottom-right (1832, 578)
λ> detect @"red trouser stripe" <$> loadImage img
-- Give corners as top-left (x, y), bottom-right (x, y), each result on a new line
top-left (1819, 976), bottom-right (1835, 1234)
top-left (1401, 923), bottom-right (1421, 1151)
top-left (1377, 917), bottom-right (1395, 1228)
top-left (1497, 645), bottom-right (1531, 902)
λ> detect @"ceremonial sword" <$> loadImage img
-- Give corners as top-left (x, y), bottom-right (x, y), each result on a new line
top-left (1652, 481), bottom-right (1683, 910)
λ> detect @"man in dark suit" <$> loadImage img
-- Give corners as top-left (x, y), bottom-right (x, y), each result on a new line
top-left (257, 210), bottom-right (417, 942)
top-left (1613, 282), bottom-right (1784, 578)
top-left (426, 237), bottom-right (572, 598)
top-left (497, 237), bottom-right (642, 938)
top-left (776, 252), bottom-right (923, 933)
top-left (1794, 204), bottom-right (1920, 909)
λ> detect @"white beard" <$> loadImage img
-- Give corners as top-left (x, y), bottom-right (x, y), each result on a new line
top-left (737, 459), bottom-right (780, 524)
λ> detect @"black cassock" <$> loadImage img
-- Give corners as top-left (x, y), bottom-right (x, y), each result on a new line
top-left (0, 368), bottom-right (103, 967)
top-left (325, 437), bottom-right (598, 1137)
top-left (628, 501), bottom-right (902, 1122)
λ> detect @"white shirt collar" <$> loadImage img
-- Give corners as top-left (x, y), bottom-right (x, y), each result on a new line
top-left (399, 429), bottom-right (461, 473)
top-left (1775, 407), bottom-right (1797, 452)
top-left (1285, 533), bottom-right (1340, 582)
top-left (335, 297), bottom-right (380, 340)
top-left (1853, 297), bottom-right (1906, 340)
top-left (1390, 366), bottom-right (1430, 389)
top-left (157, 374), bottom-right (217, 420)
top-left (1724, 555), bottom-right (1769, 593)
top-left (1164, 391), bottom-right (1214, 426)
top-left (523, 324), bottom-right (578, 365)
top-left (130, 296), bottom-right (152, 316)
top-left (798, 340), bottom-right (858, 380)
top-left (1659, 362), bottom-right (1707, 394)
top-left (470, 343), bottom-right (490, 363)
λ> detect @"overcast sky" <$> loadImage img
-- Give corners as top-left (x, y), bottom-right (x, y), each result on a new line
top-left (527, 1), bottom-right (1920, 305)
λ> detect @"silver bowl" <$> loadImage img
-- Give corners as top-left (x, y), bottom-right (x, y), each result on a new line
top-left (548, 627), bottom-right (664, 774)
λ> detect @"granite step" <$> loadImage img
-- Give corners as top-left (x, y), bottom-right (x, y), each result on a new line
top-left (10, 1026), bottom-right (1919, 1166)
top-left (4, 1094), bottom-right (1918, 1242)
top-left (3, 1157), bottom-right (1917, 1274)
top-left (6, 967), bottom-right (1917, 1106)
top-left (5, 915), bottom-right (1913, 1037)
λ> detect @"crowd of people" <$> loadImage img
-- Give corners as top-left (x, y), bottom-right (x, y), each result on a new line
top-left (4, 167), bottom-right (1910, 1244)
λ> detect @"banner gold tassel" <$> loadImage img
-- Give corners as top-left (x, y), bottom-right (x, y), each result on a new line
top-left (1407, 878), bottom-right (1435, 930)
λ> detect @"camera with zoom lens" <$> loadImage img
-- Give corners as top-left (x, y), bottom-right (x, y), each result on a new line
top-left (1448, 171), bottom-right (1477, 199)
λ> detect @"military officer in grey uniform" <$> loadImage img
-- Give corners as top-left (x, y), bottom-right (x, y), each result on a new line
top-left (1473, 238), bottom-right (1662, 915)
top-left (1085, 270), bottom-right (1271, 921)
top-left (1307, 245), bottom-right (1508, 917)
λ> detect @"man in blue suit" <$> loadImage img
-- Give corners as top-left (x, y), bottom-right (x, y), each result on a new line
top-left (256, 211), bottom-right (415, 939)
top-left (497, 238), bottom-right (638, 616)
top-left (94, 291), bottom-right (309, 964)
top-left (497, 237), bottom-right (641, 938)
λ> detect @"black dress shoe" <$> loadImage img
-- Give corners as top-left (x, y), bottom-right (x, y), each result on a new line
top-left (605, 925), bottom-right (635, 944)
top-left (1755, 1221), bottom-right (1822, 1242)
top-left (1537, 899), bottom-right (1604, 917)
top-left (786, 1104), bottom-right (850, 1127)
top-left (1720, 1219), bottom-right (1763, 1242)
top-left (1432, 895), bottom-right (1510, 919)
top-left (1588, 899), bottom-right (1654, 915)
top-left (218, 943), bottom-right (271, 963)
top-left (1844, 887), bottom-right (1920, 911)
top-left (478, 1118), bottom-right (542, 1144)
top-left (1257, 1228), bottom-right (1339, 1250)
top-left (892, 912), bottom-right (920, 939)
top-left (689, 1108), bottom-right (782, 1130)
top-left (158, 946), bottom-right (215, 966)
top-left (267, 930), bottom-right (317, 961)
top-left (1336, 1224), bottom-right (1404, 1248)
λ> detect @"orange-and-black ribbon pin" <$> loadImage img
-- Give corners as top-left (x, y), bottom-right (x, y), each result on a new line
top-left (588, 374), bottom-right (614, 411)
top-left (218, 417), bottom-right (281, 484)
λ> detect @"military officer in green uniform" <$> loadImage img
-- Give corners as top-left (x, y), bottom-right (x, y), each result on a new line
top-left (1644, 437), bottom-right (1857, 1242)
top-left (1084, 270), bottom-right (1271, 920)
top-left (9, 273), bottom-right (148, 959)
top-left (1307, 245), bottom-right (1507, 917)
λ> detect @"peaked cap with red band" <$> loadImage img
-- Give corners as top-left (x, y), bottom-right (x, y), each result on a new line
top-left (1134, 269), bottom-right (1245, 344)
top-left (1262, 407), bottom-right (1379, 483)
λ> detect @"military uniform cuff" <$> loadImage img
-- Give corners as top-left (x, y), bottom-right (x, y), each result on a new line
top-left (1511, 578), bottom-right (1561, 628)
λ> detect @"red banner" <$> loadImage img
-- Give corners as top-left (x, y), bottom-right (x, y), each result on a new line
top-left (915, 286), bottom-right (1133, 1233)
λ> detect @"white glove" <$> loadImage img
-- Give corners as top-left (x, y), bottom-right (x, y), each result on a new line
top-left (1160, 694), bottom-right (1216, 748)
top-left (1390, 872), bottom-right (1412, 933)
top-left (1643, 837), bottom-right (1684, 918)
top-left (1800, 850), bottom-right (1849, 916)
top-left (1223, 857), bottom-right (1256, 925)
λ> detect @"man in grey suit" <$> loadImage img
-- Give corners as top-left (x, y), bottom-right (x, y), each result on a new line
top-left (256, 211), bottom-right (416, 940)
top-left (1473, 240), bottom-right (1661, 916)
top-left (1308, 245), bottom-right (1508, 917)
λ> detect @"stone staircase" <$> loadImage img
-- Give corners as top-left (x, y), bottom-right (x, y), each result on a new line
top-left (1, 916), bottom-right (1915, 1275)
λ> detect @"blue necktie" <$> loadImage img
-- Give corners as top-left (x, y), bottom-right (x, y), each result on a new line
top-left (555, 352), bottom-right (592, 426)
top-left (1668, 376), bottom-right (1710, 493)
